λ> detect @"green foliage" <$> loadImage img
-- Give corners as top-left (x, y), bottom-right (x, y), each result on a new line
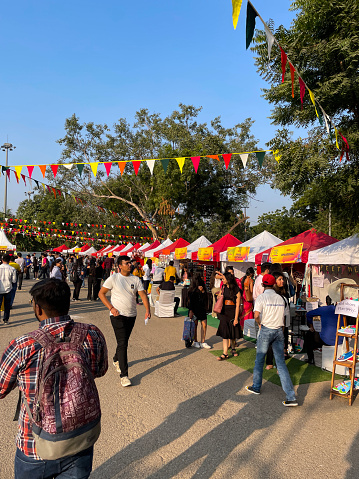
top-left (250, 207), bottom-right (310, 241)
top-left (53, 105), bottom-right (275, 241)
top-left (251, 0), bottom-right (359, 238)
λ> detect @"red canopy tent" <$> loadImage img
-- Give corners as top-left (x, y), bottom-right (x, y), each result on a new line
top-left (154, 238), bottom-right (190, 258)
top-left (79, 244), bottom-right (91, 253)
top-left (140, 240), bottom-right (161, 253)
top-left (191, 234), bottom-right (242, 262)
top-left (255, 229), bottom-right (338, 265)
top-left (125, 242), bottom-right (142, 254)
top-left (112, 244), bottom-right (126, 254)
top-left (53, 244), bottom-right (68, 252)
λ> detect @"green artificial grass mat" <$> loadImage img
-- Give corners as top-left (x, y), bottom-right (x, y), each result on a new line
top-left (210, 348), bottom-right (342, 385)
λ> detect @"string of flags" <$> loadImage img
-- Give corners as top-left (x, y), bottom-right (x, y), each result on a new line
top-left (0, 165), bottom-right (162, 229)
top-left (4, 149), bottom-right (280, 177)
top-left (231, 0), bottom-right (350, 161)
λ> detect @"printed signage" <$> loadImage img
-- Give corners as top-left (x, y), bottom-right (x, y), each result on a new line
top-left (175, 247), bottom-right (188, 260)
top-left (227, 246), bottom-right (250, 262)
top-left (269, 243), bottom-right (303, 264)
top-left (335, 300), bottom-right (359, 318)
top-left (197, 247), bottom-right (214, 261)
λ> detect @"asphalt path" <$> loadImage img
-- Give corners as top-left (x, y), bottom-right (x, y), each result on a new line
top-left (0, 279), bottom-right (359, 478)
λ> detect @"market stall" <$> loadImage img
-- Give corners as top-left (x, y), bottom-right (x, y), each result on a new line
top-left (79, 246), bottom-right (97, 256)
top-left (220, 230), bottom-right (282, 278)
top-left (0, 229), bottom-right (16, 253)
top-left (307, 233), bottom-right (359, 304)
top-left (145, 239), bottom-right (173, 258)
top-left (52, 244), bottom-right (68, 253)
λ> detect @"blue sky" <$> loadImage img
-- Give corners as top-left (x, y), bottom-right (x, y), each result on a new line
top-left (0, 0), bottom-right (297, 225)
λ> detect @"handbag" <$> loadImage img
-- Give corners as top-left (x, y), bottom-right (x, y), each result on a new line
top-left (213, 289), bottom-right (224, 314)
top-left (70, 270), bottom-right (79, 282)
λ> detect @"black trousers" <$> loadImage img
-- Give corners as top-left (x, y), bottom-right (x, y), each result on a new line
top-left (304, 330), bottom-right (328, 362)
top-left (110, 315), bottom-right (136, 378)
top-left (38, 266), bottom-right (49, 279)
top-left (72, 280), bottom-right (82, 300)
top-left (174, 297), bottom-right (180, 314)
top-left (94, 279), bottom-right (102, 300)
top-left (17, 272), bottom-right (24, 290)
top-left (87, 276), bottom-right (96, 300)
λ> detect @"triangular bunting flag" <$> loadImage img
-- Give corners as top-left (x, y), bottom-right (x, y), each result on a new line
top-left (299, 77), bottom-right (306, 108)
top-left (77, 164), bottom-right (85, 176)
top-left (206, 155), bottom-right (220, 161)
top-left (232, 0), bottom-right (243, 30)
top-left (51, 187), bottom-right (57, 198)
top-left (27, 166), bottom-right (34, 178)
top-left (118, 162), bottom-right (126, 175)
top-left (14, 171), bottom-right (19, 183)
top-left (176, 157), bottom-right (185, 173)
top-left (222, 153), bottom-right (232, 169)
top-left (273, 150), bottom-right (282, 163)
top-left (146, 160), bottom-right (155, 175)
top-left (39, 165), bottom-right (47, 178)
top-left (34, 179), bottom-right (39, 189)
top-left (42, 183), bottom-right (47, 192)
top-left (104, 162), bottom-right (112, 176)
top-left (256, 151), bottom-right (265, 168)
top-left (51, 165), bottom-right (59, 178)
top-left (334, 126), bottom-right (339, 150)
top-left (308, 89), bottom-right (319, 118)
top-left (161, 159), bottom-right (170, 173)
top-left (280, 47), bottom-right (287, 83)
top-left (63, 163), bottom-right (73, 169)
top-left (319, 106), bottom-right (330, 134)
top-left (90, 162), bottom-right (99, 177)
top-left (264, 24), bottom-right (275, 60)
top-left (15, 166), bottom-right (22, 178)
top-left (246, 1), bottom-right (258, 50)
top-left (132, 161), bottom-right (141, 175)
top-left (191, 156), bottom-right (201, 173)
top-left (240, 153), bottom-right (249, 168)
top-left (289, 63), bottom-right (295, 98)
top-left (21, 174), bottom-right (26, 186)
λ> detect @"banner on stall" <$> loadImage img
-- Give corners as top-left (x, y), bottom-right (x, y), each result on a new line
top-left (175, 247), bottom-right (188, 260)
top-left (198, 247), bottom-right (214, 261)
top-left (269, 243), bottom-right (303, 264)
top-left (227, 246), bottom-right (250, 262)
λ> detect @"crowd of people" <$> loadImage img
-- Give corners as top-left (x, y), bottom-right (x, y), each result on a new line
top-left (0, 249), bottom-right (321, 477)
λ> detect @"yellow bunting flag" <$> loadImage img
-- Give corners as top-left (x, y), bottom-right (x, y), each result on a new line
top-left (334, 126), bottom-right (340, 150)
top-left (42, 183), bottom-right (46, 192)
top-left (273, 150), bottom-right (282, 162)
top-left (308, 89), bottom-right (319, 118)
top-left (118, 162), bottom-right (126, 175)
top-left (15, 166), bottom-right (23, 178)
top-left (232, 0), bottom-right (243, 29)
top-left (90, 162), bottom-right (98, 177)
top-left (176, 157), bottom-right (185, 173)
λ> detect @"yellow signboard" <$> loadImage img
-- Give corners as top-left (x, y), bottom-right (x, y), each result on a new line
top-left (197, 247), bottom-right (214, 261)
top-left (227, 246), bottom-right (250, 262)
top-left (175, 247), bottom-right (188, 260)
top-left (269, 243), bottom-right (303, 264)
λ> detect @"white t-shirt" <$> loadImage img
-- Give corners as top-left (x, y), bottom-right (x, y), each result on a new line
top-left (153, 267), bottom-right (164, 282)
top-left (253, 274), bottom-right (264, 301)
top-left (143, 264), bottom-right (151, 281)
top-left (103, 273), bottom-right (144, 317)
top-left (254, 289), bottom-right (289, 329)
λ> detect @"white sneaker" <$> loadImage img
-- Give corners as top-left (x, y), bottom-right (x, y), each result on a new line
top-left (200, 342), bottom-right (212, 349)
top-left (193, 342), bottom-right (201, 348)
top-left (120, 376), bottom-right (132, 387)
top-left (113, 361), bottom-right (121, 373)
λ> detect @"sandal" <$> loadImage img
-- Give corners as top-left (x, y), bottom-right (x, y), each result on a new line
top-left (217, 354), bottom-right (229, 361)
top-left (231, 348), bottom-right (238, 357)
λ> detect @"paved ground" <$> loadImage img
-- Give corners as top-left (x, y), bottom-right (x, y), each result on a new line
top-left (0, 279), bottom-right (359, 478)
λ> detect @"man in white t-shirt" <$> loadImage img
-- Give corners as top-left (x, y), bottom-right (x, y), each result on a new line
top-left (246, 274), bottom-right (298, 407)
top-left (99, 255), bottom-right (151, 387)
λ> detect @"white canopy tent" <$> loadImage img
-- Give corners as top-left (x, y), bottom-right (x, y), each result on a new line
top-left (220, 230), bottom-right (283, 278)
top-left (78, 246), bottom-right (97, 256)
top-left (308, 234), bottom-right (359, 265)
top-left (138, 242), bottom-right (150, 251)
top-left (185, 235), bottom-right (211, 259)
top-left (104, 244), bottom-right (121, 254)
top-left (145, 239), bottom-right (173, 258)
top-left (64, 245), bottom-right (80, 254)
top-left (121, 243), bottom-right (134, 253)
top-left (0, 229), bottom-right (16, 250)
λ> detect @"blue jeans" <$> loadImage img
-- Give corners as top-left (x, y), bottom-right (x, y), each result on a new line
top-left (15, 447), bottom-right (94, 479)
top-left (252, 325), bottom-right (296, 401)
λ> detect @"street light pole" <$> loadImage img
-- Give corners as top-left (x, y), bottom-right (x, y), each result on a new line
top-left (1, 142), bottom-right (16, 219)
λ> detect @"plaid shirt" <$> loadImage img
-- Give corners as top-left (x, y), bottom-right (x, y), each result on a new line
top-left (0, 315), bottom-right (108, 459)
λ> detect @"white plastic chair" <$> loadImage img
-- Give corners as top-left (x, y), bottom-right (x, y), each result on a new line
top-left (154, 290), bottom-right (176, 318)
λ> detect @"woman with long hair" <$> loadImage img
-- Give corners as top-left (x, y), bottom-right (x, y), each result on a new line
top-left (142, 259), bottom-right (152, 292)
top-left (72, 257), bottom-right (84, 301)
top-left (188, 273), bottom-right (211, 349)
top-left (240, 267), bottom-right (255, 328)
top-left (216, 272), bottom-right (242, 360)
top-left (49, 258), bottom-right (63, 281)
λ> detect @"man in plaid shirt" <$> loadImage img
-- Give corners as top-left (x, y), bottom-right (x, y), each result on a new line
top-left (0, 278), bottom-right (108, 478)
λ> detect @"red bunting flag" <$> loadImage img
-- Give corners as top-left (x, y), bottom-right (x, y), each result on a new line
top-left (339, 132), bottom-right (350, 162)
top-left (222, 153), bottom-right (232, 169)
top-left (104, 162), bottom-right (112, 176)
top-left (27, 166), bottom-right (34, 178)
top-left (289, 63), bottom-right (296, 98)
top-left (51, 187), bottom-right (57, 198)
top-left (191, 156), bottom-right (201, 173)
top-left (6, 169), bottom-right (10, 180)
top-left (280, 47), bottom-right (287, 83)
top-left (299, 77), bottom-right (306, 108)
top-left (51, 165), bottom-right (59, 178)
top-left (14, 171), bottom-right (19, 184)
top-left (21, 174), bottom-right (26, 186)
top-left (132, 161), bottom-right (141, 175)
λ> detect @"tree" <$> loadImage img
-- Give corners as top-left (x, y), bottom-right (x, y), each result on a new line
top-left (251, 0), bottom-right (359, 238)
top-left (250, 207), bottom-right (310, 241)
top-left (53, 105), bottom-right (276, 242)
